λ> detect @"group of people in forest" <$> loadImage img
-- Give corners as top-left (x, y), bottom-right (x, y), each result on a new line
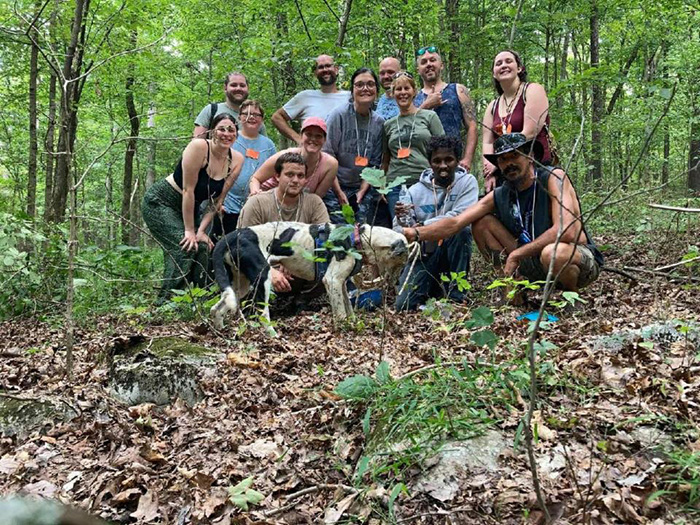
top-left (142, 47), bottom-right (602, 311)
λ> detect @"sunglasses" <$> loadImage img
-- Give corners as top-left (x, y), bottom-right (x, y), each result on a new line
top-left (392, 71), bottom-right (414, 80)
top-left (415, 45), bottom-right (438, 57)
top-left (215, 126), bottom-right (237, 133)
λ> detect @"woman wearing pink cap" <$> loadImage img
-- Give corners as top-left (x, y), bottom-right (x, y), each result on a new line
top-left (248, 117), bottom-right (345, 204)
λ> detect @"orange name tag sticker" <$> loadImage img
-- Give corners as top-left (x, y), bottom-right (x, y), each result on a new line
top-left (505, 124), bottom-right (512, 134)
top-left (245, 148), bottom-right (260, 159)
top-left (354, 156), bottom-right (369, 167)
top-left (397, 147), bottom-right (411, 159)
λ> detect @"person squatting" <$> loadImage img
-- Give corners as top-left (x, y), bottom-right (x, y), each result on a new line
top-left (143, 49), bottom-right (602, 313)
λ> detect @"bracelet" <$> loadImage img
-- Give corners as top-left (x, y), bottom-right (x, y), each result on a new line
top-left (414, 227), bottom-right (421, 242)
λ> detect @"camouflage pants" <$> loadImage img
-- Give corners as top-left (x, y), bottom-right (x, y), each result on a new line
top-left (142, 179), bottom-right (212, 303)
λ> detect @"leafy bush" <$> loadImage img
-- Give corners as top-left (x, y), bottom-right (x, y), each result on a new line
top-left (0, 213), bottom-right (65, 319)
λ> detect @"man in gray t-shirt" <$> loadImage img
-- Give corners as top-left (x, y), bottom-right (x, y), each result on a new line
top-left (193, 72), bottom-right (266, 137)
top-left (271, 54), bottom-right (350, 144)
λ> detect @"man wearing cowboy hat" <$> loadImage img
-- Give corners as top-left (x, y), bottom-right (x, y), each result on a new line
top-left (402, 133), bottom-right (602, 291)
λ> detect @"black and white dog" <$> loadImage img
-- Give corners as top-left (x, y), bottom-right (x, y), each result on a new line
top-left (210, 222), bottom-right (409, 334)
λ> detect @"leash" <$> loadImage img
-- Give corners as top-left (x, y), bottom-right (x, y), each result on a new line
top-left (396, 241), bottom-right (422, 297)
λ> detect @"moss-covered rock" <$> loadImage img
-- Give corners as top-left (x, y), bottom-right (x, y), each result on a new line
top-left (108, 336), bottom-right (219, 407)
top-left (0, 396), bottom-right (78, 438)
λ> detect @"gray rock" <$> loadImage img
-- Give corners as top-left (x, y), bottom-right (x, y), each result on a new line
top-left (590, 321), bottom-right (699, 354)
top-left (0, 396), bottom-right (78, 439)
top-left (412, 430), bottom-right (509, 502)
top-left (108, 336), bottom-right (219, 406)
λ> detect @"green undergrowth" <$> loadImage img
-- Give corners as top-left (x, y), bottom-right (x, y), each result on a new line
top-left (335, 354), bottom-right (565, 485)
top-left (655, 448), bottom-right (700, 515)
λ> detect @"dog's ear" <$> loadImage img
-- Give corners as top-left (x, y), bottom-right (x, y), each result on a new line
top-left (390, 238), bottom-right (408, 257)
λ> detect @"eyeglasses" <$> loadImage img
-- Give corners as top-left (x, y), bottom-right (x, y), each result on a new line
top-left (392, 71), bottom-right (413, 80)
top-left (215, 126), bottom-right (237, 133)
top-left (353, 81), bottom-right (376, 90)
top-left (415, 45), bottom-right (438, 57)
top-left (242, 112), bottom-right (263, 119)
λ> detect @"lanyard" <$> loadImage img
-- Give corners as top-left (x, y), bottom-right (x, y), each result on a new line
top-left (395, 111), bottom-right (418, 152)
top-left (513, 180), bottom-right (537, 239)
top-left (354, 107), bottom-right (372, 160)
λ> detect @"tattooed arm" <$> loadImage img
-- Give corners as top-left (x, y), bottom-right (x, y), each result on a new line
top-left (457, 84), bottom-right (477, 171)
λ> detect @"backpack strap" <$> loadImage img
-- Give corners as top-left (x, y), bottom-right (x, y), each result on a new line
top-left (491, 96), bottom-right (499, 117)
top-left (208, 102), bottom-right (218, 131)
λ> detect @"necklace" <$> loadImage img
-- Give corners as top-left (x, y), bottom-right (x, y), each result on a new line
top-left (499, 82), bottom-right (522, 135)
top-left (395, 111), bottom-right (418, 153)
top-left (274, 190), bottom-right (302, 222)
top-left (302, 149), bottom-right (322, 187)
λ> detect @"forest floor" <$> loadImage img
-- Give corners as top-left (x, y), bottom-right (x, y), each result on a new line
top-left (1, 229), bottom-right (699, 524)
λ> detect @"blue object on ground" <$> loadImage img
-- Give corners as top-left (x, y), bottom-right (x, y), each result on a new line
top-left (517, 311), bottom-right (559, 322)
top-left (350, 289), bottom-right (382, 311)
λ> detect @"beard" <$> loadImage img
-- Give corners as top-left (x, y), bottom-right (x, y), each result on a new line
top-left (226, 92), bottom-right (247, 105)
top-left (317, 72), bottom-right (337, 87)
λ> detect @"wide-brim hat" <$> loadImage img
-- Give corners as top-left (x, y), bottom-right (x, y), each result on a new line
top-left (484, 132), bottom-right (544, 166)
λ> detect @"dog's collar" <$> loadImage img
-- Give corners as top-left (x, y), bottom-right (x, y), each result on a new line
top-left (352, 223), bottom-right (363, 250)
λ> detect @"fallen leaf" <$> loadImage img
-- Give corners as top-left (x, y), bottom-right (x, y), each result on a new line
top-left (131, 489), bottom-right (160, 522)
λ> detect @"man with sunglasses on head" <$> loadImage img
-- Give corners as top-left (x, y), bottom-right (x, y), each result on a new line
top-left (402, 133), bottom-right (603, 293)
top-left (271, 54), bottom-right (350, 145)
top-left (193, 71), bottom-right (267, 138)
top-left (413, 46), bottom-right (477, 171)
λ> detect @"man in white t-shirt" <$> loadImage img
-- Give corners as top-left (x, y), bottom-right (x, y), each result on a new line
top-left (271, 54), bottom-right (350, 144)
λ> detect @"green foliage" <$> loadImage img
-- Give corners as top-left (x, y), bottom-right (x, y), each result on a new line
top-left (0, 214), bottom-right (63, 319)
top-left (338, 358), bottom-right (534, 483)
top-left (361, 168), bottom-right (407, 195)
top-left (655, 449), bottom-right (700, 513)
top-left (227, 477), bottom-right (265, 511)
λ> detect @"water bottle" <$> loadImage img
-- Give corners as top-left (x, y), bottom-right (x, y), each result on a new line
top-left (397, 184), bottom-right (416, 227)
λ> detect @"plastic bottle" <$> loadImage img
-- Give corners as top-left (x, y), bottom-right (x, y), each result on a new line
top-left (397, 184), bottom-right (416, 227)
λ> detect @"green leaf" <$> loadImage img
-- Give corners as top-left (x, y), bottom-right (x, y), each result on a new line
top-left (341, 204), bottom-right (356, 224)
top-left (638, 341), bottom-right (654, 350)
top-left (73, 278), bottom-right (88, 288)
top-left (229, 476), bottom-right (254, 495)
top-left (354, 456), bottom-right (370, 482)
top-left (229, 494), bottom-right (249, 510)
top-left (465, 306), bottom-right (494, 329)
top-left (360, 167), bottom-right (386, 189)
top-left (328, 224), bottom-right (354, 243)
top-left (362, 406), bottom-right (371, 435)
top-left (471, 329), bottom-right (499, 350)
top-left (388, 483), bottom-right (406, 518)
top-left (244, 489), bottom-right (265, 504)
top-left (375, 361), bottom-right (391, 384)
top-left (335, 375), bottom-right (378, 400)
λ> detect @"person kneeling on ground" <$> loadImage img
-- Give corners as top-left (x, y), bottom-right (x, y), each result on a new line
top-left (238, 151), bottom-right (330, 294)
top-left (402, 133), bottom-right (603, 292)
top-left (395, 136), bottom-right (478, 310)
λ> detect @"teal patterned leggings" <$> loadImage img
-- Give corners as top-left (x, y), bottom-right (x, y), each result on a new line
top-left (142, 179), bottom-right (211, 303)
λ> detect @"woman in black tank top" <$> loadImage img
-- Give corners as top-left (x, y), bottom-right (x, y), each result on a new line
top-left (142, 113), bottom-right (244, 303)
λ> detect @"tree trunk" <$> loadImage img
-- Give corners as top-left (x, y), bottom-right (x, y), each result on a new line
top-left (47, 0), bottom-right (89, 223)
top-left (557, 30), bottom-right (570, 110)
top-left (445, 0), bottom-right (460, 83)
top-left (588, 0), bottom-right (604, 181)
top-left (105, 161), bottom-right (114, 247)
top-left (122, 40), bottom-right (140, 245)
top-left (27, 34), bottom-right (39, 219)
top-left (335, 0), bottom-right (353, 47)
top-left (690, 103), bottom-right (700, 192)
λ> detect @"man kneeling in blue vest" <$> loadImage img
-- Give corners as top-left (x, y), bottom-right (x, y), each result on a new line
top-left (402, 133), bottom-right (603, 293)
top-left (394, 136), bottom-right (479, 310)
